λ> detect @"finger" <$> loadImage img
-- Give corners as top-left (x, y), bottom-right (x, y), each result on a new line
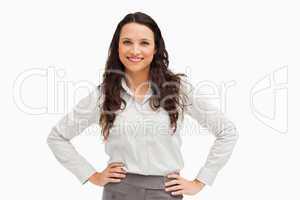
top-left (165, 179), bottom-right (179, 186)
top-left (120, 166), bottom-right (127, 172)
top-left (110, 167), bottom-right (127, 174)
top-left (109, 162), bottom-right (124, 168)
top-left (165, 185), bottom-right (183, 192)
top-left (171, 190), bottom-right (184, 196)
top-left (167, 173), bottom-right (180, 179)
top-left (107, 178), bottom-right (122, 183)
top-left (108, 172), bottom-right (126, 178)
top-left (109, 170), bottom-right (127, 175)
top-left (167, 171), bottom-right (180, 176)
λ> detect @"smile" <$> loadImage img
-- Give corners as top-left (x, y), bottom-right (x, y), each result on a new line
top-left (127, 57), bottom-right (144, 63)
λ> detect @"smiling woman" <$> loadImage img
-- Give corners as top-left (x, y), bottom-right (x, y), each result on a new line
top-left (47, 11), bottom-right (239, 200)
top-left (118, 23), bottom-right (156, 75)
top-left (117, 22), bottom-right (157, 104)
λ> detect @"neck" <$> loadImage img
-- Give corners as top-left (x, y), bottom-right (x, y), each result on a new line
top-left (124, 70), bottom-right (150, 94)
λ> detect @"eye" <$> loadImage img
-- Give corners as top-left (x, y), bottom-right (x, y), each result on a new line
top-left (123, 40), bottom-right (131, 45)
top-left (141, 41), bottom-right (149, 45)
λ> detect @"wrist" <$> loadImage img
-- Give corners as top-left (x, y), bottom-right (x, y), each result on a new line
top-left (193, 179), bottom-right (205, 187)
top-left (88, 171), bottom-right (99, 181)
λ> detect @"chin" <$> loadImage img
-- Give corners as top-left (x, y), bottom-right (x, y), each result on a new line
top-left (125, 64), bottom-right (150, 73)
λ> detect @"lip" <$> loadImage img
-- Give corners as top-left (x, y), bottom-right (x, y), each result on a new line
top-left (127, 57), bottom-right (143, 63)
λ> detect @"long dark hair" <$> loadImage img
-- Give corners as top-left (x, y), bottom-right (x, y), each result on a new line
top-left (99, 12), bottom-right (189, 141)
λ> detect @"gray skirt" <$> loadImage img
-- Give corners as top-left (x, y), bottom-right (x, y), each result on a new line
top-left (102, 172), bottom-right (184, 200)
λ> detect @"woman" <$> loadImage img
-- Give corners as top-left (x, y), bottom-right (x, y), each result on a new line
top-left (47, 12), bottom-right (239, 200)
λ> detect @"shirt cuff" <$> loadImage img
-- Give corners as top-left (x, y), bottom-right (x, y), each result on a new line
top-left (195, 167), bottom-right (218, 186)
top-left (77, 164), bottom-right (97, 185)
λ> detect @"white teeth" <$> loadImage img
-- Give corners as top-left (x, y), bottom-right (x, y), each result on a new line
top-left (128, 57), bottom-right (143, 62)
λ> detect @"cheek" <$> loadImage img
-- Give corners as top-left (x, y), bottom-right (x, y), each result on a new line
top-left (118, 46), bottom-right (127, 57)
top-left (144, 54), bottom-right (154, 63)
top-left (143, 48), bottom-right (155, 59)
top-left (118, 49), bottom-right (130, 65)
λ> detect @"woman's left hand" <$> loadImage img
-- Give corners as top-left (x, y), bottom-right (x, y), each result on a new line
top-left (164, 173), bottom-right (206, 196)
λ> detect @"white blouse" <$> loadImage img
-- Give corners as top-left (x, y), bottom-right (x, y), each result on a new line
top-left (47, 77), bottom-right (239, 186)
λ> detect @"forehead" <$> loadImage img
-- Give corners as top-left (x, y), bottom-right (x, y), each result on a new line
top-left (120, 23), bottom-right (154, 41)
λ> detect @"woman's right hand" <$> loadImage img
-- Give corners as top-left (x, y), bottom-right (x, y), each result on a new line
top-left (88, 162), bottom-right (127, 186)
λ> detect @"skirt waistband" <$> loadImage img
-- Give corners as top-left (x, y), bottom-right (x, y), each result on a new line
top-left (117, 172), bottom-right (180, 189)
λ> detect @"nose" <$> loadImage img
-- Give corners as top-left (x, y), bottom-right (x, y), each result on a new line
top-left (130, 44), bottom-right (141, 55)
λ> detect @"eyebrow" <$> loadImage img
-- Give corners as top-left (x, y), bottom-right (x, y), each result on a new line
top-left (120, 37), bottom-right (151, 41)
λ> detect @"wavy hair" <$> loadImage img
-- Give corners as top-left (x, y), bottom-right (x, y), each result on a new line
top-left (98, 12), bottom-right (189, 141)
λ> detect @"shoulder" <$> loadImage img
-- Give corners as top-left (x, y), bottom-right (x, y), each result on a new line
top-left (75, 84), bottom-right (103, 112)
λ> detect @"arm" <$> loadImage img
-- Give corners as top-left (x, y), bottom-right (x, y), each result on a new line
top-left (181, 78), bottom-right (239, 186)
top-left (46, 86), bottom-right (102, 185)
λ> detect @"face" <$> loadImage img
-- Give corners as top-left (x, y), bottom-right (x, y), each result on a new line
top-left (118, 23), bottom-right (156, 76)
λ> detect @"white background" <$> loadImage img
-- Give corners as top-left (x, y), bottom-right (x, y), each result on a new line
top-left (1, 0), bottom-right (298, 199)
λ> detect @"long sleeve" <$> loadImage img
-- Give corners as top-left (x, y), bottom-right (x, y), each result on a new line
top-left (181, 78), bottom-right (239, 186)
top-left (46, 86), bottom-right (101, 185)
